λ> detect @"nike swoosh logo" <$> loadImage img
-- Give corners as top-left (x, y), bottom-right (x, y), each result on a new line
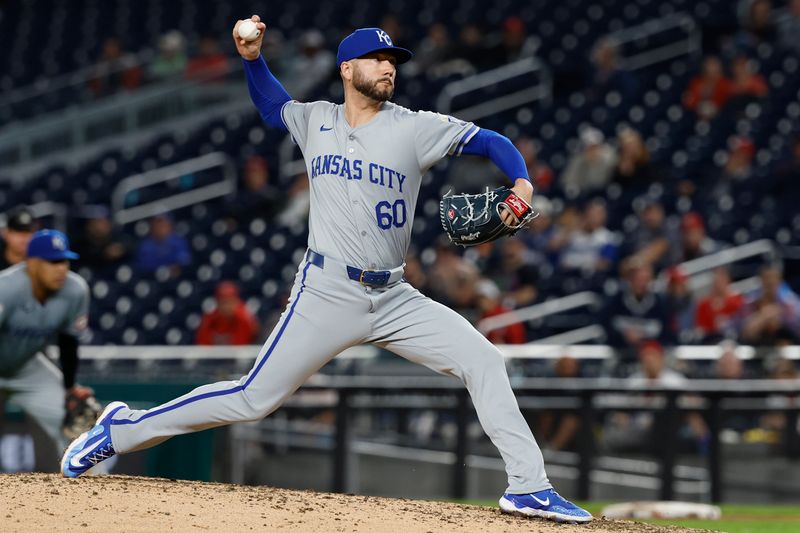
top-left (532, 495), bottom-right (550, 506)
top-left (70, 436), bottom-right (107, 469)
top-left (320, 125), bottom-right (333, 132)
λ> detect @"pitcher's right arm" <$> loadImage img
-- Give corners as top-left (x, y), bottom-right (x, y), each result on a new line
top-left (233, 15), bottom-right (291, 131)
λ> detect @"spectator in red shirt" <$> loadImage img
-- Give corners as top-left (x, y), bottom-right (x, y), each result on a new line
top-left (727, 54), bottom-right (768, 114)
top-left (195, 281), bottom-right (259, 345)
top-left (683, 56), bottom-right (732, 121)
top-left (694, 267), bottom-right (744, 342)
top-left (88, 37), bottom-right (143, 97)
top-left (730, 55), bottom-right (768, 98)
top-left (185, 35), bottom-right (230, 81)
top-left (476, 278), bottom-right (526, 344)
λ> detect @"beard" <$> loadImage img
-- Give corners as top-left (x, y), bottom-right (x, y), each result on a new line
top-left (352, 66), bottom-right (394, 102)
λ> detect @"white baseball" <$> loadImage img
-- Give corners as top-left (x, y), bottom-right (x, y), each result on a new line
top-left (238, 20), bottom-right (261, 41)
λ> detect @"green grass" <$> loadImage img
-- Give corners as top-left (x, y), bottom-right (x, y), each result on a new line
top-left (460, 500), bottom-right (800, 532)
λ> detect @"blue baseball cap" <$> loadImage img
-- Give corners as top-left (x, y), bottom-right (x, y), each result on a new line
top-left (337, 27), bottom-right (413, 66)
top-left (27, 229), bottom-right (79, 261)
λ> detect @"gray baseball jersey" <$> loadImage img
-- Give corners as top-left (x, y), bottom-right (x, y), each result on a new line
top-left (0, 264), bottom-right (89, 376)
top-left (281, 101), bottom-right (479, 269)
top-left (106, 99), bottom-right (551, 494)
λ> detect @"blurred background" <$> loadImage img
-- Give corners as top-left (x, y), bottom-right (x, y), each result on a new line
top-left (1, 0), bottom-right (799, 506)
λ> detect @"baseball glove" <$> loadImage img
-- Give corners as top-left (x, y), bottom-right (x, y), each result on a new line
top-left (439, 186), bottom-right (536, 246)
top-left (63, 385), bottom-right (102, 440)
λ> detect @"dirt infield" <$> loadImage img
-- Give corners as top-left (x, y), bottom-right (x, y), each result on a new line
top-left (0, 474), bottom-right (711, 532)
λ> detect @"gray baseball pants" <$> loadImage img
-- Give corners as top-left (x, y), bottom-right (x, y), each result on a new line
top-left (0, 353), bottom-right (66, 455)
top-left (109, 256), bottom-right (551, 493)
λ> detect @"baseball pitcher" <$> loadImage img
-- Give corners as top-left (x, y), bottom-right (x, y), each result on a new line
top-left (62, 16), bottom-right (591, 523)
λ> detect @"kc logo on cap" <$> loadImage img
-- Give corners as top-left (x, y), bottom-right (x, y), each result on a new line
top-left (27, 229), bottom-right (80, 261)
top-left (375, 30), bottom-right (392, 46)
top-left (336, 27), bottom-right (413, 66)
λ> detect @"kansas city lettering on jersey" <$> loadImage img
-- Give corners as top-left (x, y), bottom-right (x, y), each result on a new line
top-left (310, 154), bottom-right (407, 193)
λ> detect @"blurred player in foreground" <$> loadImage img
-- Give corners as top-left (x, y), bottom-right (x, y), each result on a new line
top-left (0, 230), bottom-right (99, 466)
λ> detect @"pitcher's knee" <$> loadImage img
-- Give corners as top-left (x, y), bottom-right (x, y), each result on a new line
top-left (471, 348), bottom-right (508, 373)
top-left (460, 350), bottom-right (510, 386)
top-left (238, 388), bottom-right (283, 422)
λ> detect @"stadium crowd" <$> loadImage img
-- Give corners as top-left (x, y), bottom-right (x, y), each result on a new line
top-left (2, 0), bottom-right (800, 381)
top-left (1, 5), bottom-right (800, 356)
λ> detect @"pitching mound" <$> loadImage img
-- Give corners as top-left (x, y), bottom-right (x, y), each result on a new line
top-left (1, 474), bottom-right (709, 532)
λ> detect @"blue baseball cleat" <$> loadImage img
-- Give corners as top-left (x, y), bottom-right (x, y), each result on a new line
top-left (61, 401), bottom-right (127, 478)
top-left (499, 489), bottom-right (593, 523)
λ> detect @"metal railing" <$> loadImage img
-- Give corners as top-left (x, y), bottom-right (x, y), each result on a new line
top-left (663, 239), bottom-right (777, 280)
top-left (70, 344), bottom-right (800, 500)
top-left (75, 344), bottom-right (378, 361)
top-left (477, 291), bottom-right (602, 336)
top-left (0, 50), bottom-right (154, 119)
top-left (432, 12), bottom-right (698, 126)
top-left (0, 62), bottom-right (246, 171)
top-left (111, 152), bottom-right (237, 225)
top-left (226, 375), bottom-right (800, 500)
top-left (530, 325), bottom-right (606, 346)
top-left (436, 56), bottom-right (553, 122)
top-left (71, 343), bottom-right (799, 363)
top-left (654, 239), bottom-right (778, 295)
top-left (479, 239), bottom-right (779, 342)
top-left (231, 419), bottom-right (711, 495)
top-left (611, 12), bottom-right (702, 71)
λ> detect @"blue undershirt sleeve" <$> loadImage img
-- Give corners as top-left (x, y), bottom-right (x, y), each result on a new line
top-left (460, 128), bottom-right (531, 184)
top-left (242, 55), bottom-right (292, 132)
